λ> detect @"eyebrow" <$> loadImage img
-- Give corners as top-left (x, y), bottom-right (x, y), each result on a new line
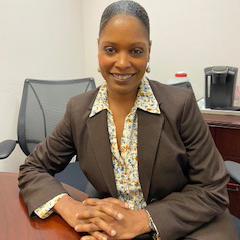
top-left (101, 41), bottom-right (117, 46)
top-left (101, 41), bottom-right (147, 47)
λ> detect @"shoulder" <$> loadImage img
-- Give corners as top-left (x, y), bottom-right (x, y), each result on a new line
top-left (148, 79), bottom-right (195, 107)
top-left (148, 79), bottom-right (197, 122)
top-left (149, 79), bottom-right (194, 99)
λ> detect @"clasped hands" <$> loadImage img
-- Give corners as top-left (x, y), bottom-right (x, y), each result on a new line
top-left (53, 195), bottom-right (150, 240)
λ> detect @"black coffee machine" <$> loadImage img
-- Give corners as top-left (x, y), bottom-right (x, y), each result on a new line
top-left (204, 66), bottom-right (239, 110)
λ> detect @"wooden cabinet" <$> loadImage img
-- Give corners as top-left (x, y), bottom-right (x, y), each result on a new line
top-left (202, 113), bottom-right (240, 218)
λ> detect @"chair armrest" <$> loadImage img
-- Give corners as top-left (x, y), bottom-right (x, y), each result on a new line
top-left (225, 161), bottom-right (240, 184)
top-left (0, 140), bottom-right (17, 159)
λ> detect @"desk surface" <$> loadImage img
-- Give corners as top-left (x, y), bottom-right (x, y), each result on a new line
top-left (0, 172), bottom-right (88, 240)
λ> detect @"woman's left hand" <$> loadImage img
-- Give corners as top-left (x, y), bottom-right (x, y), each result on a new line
top-left (75, 198), bottom-right (150, 239)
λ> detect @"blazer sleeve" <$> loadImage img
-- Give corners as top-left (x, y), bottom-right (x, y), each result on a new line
top-left (145, 91), bottom-right (229, 240)
top-left (18, 98), bottom-right (76, 216)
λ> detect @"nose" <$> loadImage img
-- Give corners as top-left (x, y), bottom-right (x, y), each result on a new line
top-left (114, 52), bottom-right (131, 70)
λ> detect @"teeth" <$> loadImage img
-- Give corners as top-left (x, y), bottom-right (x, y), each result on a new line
top-left (112, 74), bottom-right (133, 80)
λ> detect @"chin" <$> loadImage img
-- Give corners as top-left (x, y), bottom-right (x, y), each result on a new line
top-left (108, 81), bottom-right (141, 96)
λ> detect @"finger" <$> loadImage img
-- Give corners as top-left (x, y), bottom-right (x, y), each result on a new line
top-left (102, 197), bottom-right (129, 209)
top-left (74, 223), bottom-right (100, 233)
top-left (90, 231), bottom-right (110, 240)
top-left (82, 198), bottom-right (104, 206)
top-left (83, 198), bottom-right (128, 209)
top-left (97, 203), bottom-right (124, 221)
top-left (90, 217), bottom-right (117, 237)
top-left (80, 236), bottom-right (97, 240)
top-left (76, 210), bottom-right (113, 221)
top-left (80, 235), bottom-right (98, 240)
top-left (82, 199), bottom-right (124, 220)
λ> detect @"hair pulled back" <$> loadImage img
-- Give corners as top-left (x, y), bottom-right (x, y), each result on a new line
top-left (99, 0), bottom-right (150, 41)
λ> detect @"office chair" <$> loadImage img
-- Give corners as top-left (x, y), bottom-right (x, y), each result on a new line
top-left (0, 78), bottom-right (96, 191)
top-left (224, 161), bottom-right (240, 237)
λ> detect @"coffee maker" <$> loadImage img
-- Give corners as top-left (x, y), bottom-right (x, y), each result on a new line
top-left (204, 66), bottom-right (239, 110)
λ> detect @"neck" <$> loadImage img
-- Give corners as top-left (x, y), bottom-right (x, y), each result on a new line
top-left (107, 87), bottom-right (139, 112)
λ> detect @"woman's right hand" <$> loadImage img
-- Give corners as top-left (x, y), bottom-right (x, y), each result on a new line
top-left (53, 195), bottom-right (125, 240)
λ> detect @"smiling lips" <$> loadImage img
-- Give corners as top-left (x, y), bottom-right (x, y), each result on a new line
top-left (111, 73), bottom-right (135, 81)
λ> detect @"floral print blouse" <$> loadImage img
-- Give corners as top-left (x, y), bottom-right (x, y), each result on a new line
top-left (90, 77), bottom-right (160, 210)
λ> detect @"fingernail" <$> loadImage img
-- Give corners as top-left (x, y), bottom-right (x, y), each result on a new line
top-left (101, 237), bottom-right (107, 240)
top-left (117, 212), bottom-right (124, 220)
top-left (124, 203), bottom-right (129, 208)
top-left (74, 226), bottom-right (79, 231)
top-left (110, 230), bottom-right (116, 236)
top-left (75, 213), bottom-right (79, 218)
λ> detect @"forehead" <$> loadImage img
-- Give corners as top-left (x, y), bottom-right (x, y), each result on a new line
top-left (99, 14), bottom-right (148, 43)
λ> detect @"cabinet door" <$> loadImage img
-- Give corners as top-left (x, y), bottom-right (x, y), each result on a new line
top-left (208, 126), bottom-right (240, 218)
top-left (208, 126), bottom-right (216, 139)
top-left (214, 128), bottom-right (240, 163)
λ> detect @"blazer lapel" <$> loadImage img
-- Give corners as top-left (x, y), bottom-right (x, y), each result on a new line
top-left (138, 81), bottom-right (164, 202)
top-left (87, 110), bottom-right (118, 198)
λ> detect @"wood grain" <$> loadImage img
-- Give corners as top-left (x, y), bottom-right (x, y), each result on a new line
top-left (0, 172), bottom-right (87, 240)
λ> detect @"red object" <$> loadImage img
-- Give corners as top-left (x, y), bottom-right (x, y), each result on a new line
top-left (175, 72), bottom-right (187, 77)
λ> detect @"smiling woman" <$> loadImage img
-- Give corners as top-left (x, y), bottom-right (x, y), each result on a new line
top-left (18, 1), bottom-right (238, 240)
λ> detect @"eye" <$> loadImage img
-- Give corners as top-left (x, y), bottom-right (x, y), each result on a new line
top-left (131, 48), bottom-right (144, 56)
top-left (105, 47), bottom-right (117, 54)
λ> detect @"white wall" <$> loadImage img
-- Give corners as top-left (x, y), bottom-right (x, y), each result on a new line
top-left (1, 0), bottom-right (240, 171)
top-left (0, 0), bottom-right (84, 171)
top-left (82, 0), bottom-right (240, 100)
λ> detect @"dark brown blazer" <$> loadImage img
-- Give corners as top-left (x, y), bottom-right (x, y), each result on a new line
top-left (18, 80), bottom-right (238, 240)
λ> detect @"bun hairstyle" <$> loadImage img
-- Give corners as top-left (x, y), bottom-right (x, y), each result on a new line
top-left (99, 0), bottom-right (150, 42)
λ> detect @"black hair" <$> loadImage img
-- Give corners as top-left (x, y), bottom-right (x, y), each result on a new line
top-left (99, 0), bottom-right (150, 41)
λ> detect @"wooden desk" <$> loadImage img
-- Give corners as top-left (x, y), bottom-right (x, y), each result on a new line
top-left (0, 172), bottom-right (88, 240)
top-left (202, 113), bottom-right (240, 218)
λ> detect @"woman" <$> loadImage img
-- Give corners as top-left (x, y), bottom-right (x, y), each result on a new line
top-left (18, 1), bottom-right (238, 240)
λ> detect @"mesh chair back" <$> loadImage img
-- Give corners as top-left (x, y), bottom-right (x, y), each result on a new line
top-left (17, 78), bottom-right (96, 155)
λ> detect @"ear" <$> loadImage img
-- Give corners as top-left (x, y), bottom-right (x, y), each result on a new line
top-left (97, 38), bottom-right (100, 58)
top-left (148, 40), bottom-right (152, 61)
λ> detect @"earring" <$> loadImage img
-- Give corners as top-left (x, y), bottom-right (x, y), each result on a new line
top-left (97, 67), bottom-right (100, 72)
top-left (146, 64), bottom-right (151, 73)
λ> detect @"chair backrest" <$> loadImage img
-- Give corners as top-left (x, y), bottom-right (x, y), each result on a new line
top-left (169, 81), bottom-right (193, 91)
top-left (17, 78), bottom-right (96, 155)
